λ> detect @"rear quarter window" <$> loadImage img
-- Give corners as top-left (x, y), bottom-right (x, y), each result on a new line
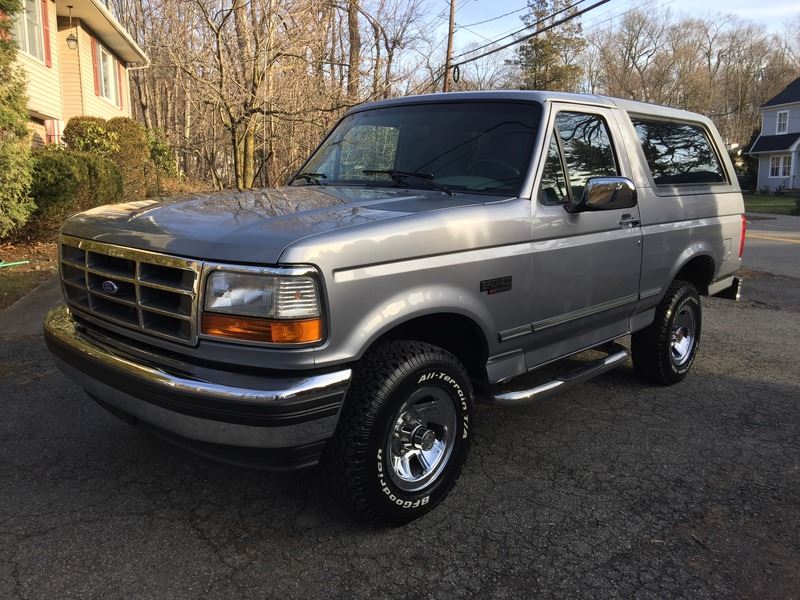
top-left (630, 118), bottom-right (726, 186)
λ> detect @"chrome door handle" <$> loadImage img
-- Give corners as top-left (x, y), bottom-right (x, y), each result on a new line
top-left (619, 214), bottom-right (640, 228)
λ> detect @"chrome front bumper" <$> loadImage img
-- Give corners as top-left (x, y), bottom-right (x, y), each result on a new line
top-left (44, 305), bottom-right (351, 468)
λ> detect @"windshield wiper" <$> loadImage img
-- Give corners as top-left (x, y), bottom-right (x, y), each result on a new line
top-left (294, 172), bottom-right (327, 185)
top-left (362, 169), bottom-right (454, 196)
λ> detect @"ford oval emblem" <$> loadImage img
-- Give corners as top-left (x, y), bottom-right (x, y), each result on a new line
top-left (102, 280), bottom-right (119, 294)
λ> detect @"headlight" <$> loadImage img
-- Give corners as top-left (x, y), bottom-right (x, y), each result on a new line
top-left (201, 269), bottom-right (322, 344)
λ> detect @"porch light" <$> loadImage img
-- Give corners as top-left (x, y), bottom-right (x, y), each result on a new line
top-left (66, 6), bottom-right (78, 50)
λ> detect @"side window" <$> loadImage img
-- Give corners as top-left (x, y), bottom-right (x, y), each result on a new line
top-left (538, 111), bottom-right (618, 205)
top-left (631, 118), bottom-right (726, 186)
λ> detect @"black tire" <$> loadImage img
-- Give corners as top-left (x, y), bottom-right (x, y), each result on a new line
top-left (632, 280), bottom-right (702, 385)
top-left (324, 340), bottom-right (473, 525)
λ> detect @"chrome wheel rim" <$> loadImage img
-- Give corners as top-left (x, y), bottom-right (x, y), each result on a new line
top-left (670, 300), bottom-right (697, 367)
top-left (386, 387), bottom-right (457, 493)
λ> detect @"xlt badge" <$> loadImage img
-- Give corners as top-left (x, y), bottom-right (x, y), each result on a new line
top-left (480, 276), bottom-right (512, 295)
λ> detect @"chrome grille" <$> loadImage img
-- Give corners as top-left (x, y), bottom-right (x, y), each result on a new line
top-left (59, 235), bottom-right (201, 344)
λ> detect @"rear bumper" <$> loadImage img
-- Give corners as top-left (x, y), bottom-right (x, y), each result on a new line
top-left (44, 305), bottom-right (351, 469)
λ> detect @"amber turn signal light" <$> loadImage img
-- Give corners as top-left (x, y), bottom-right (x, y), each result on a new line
top-left (201, 313), bottom-right (322, 343)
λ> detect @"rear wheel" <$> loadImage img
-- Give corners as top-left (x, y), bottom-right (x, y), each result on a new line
top-left (632, 280), bottom-right (702, 385)
top-left (324, 340), bottom-right (473, 525)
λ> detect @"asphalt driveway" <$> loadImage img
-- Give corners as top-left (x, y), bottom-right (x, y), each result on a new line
top-left (1, 276), bottom-right (799, 598)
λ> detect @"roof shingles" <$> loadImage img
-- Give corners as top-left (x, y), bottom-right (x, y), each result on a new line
top-left (763, 76), bottom-right (800, 108)
top-left (749, 132), bottom-right (800, 153)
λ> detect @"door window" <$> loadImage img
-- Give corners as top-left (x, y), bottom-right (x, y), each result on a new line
top-left (538, 111), bottom-right (618, 205)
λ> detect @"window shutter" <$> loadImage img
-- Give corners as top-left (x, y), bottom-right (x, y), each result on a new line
top-left (91, 36), bottom-right (100, 95)
top-left (41, 0), bottom-right (51, 67)
top-left (117, 60), bottom-right (124, 110)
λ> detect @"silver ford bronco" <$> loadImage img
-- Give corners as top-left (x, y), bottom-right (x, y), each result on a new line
top-left (44, 91), bottom-right (745, 523)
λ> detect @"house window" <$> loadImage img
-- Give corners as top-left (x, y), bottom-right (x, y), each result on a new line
top-left (776, 111), bottom-right (789, 134)
top-left (96, 43), bottom-right (119, 104)
top-left (769, 155), bottom-right (791, 178)
top-left (12, 0), bottom-right (44, 61)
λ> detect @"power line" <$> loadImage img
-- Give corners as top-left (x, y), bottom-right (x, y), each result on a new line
top-left (411, 0), bottom-right (605, 94)
top-left (452, 0), bottom-right (591, 62)
top-left (457, 4), bottom-right (529, 29)
top-left (452, 0), bottom-right (612, 68)
top-left (458, 24), bottom-right (497, 43)
top-left (581, 0), bottom-right (674, 32)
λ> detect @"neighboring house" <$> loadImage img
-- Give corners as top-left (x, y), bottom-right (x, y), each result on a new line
top-left (749, 76), bottom-right (800, 193)
top-left (11, 0), bottom-right (148, 145)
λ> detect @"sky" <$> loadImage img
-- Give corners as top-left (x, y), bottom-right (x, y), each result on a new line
top-left (430, 0), bottom-right (799, 57)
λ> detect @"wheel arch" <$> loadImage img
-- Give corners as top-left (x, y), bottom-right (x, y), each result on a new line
top-left (672, 253), bottom-right (716, 295)
top-left (361, 311), bottom-right (491, 382)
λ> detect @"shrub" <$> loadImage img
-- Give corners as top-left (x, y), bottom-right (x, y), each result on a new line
top-left (146, 128), bottom-right (177, 177)
top-left (106, 117), bottom-right (149, 201)
top-left (62, 116), bottom-right (119, 156)
top-left (19, 147), bottom-right (122, 239)
top-left (0, 0), bottom-right (35, 239)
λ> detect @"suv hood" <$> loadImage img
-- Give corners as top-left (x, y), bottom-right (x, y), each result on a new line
top-left (62, 186), bottom-right (492, 264)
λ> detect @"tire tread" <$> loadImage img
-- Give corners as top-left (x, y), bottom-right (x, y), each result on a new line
top-left (323, 340), bottom-right (472, 524)
top-left (631, 279), bottom-right (700, 385)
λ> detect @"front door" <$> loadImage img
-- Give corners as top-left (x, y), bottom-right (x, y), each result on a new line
top-left (526, 104), bottom-right (643, 367)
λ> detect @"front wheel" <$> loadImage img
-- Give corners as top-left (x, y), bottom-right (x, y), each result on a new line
top-left (632, 280), bottom-right (702, 385)
top-left (324, 340), bottom-right (473, 525)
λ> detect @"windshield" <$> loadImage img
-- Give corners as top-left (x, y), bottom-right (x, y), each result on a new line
top-left (293, 101), bottom-right (542, 196)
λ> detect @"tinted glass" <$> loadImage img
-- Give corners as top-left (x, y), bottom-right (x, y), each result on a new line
top-left (296, 102), bottom-right (542, 195)
top-left (555, 112), bottom-right (618, 201)
top-left (632, 118), bottom-right (725, 185)
top-left (539, 136), bottom-right (569, 205)
top-left (538, 112), bottom-right (618, 204)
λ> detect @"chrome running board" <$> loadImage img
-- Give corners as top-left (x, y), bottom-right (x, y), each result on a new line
top-left (491, 343), bottom-right (630, 406)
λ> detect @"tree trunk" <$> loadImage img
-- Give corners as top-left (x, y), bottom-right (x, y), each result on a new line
top-left (347, 0), bottom-right (361, 101)
top-left (243, 125), bottom-right (255, 189)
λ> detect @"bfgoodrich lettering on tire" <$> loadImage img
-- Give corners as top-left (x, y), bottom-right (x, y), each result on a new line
top-left (632, 280), bottom-right (702, 385)
top-left (323, 340), bottom-right (473, 525)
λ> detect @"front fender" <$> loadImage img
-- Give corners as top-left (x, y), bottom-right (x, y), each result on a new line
top-left (321, 281), bottom-right (499, 366)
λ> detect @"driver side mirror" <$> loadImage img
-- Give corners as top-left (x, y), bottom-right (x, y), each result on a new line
top-left (564, 176), bottom-right (637, 213)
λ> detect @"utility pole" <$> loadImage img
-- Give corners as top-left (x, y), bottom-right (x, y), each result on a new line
top-left (442, 0), bottom-right (456, 92)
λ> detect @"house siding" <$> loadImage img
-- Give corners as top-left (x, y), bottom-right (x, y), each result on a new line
top-left (16, 0), bottom-right (62, 122)
top-left (755, 101), bottom-right (800, 191)
top-left (756, 150), bottom-right (798, 192)
top-left (761, 106), bottom-right (800, 136)
top-left (56, 17), bottom-right (83, 121)
top-left (58, 21), bottom-right (131, 123)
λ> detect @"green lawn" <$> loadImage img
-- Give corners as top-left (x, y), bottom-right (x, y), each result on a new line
top-left (743, 193), bottom-right (799, 216)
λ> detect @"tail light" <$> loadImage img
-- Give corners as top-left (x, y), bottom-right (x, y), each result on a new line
top-left (739, 214), bottom-right (746, 258)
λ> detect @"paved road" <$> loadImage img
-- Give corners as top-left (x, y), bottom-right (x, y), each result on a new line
top-left (744, 213), bottom-right (800, 278)
top-left (1, 281), bottom-right (799, 597)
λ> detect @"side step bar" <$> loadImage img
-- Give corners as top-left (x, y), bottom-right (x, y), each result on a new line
top-left (491, 343), bottom-right (630, 406)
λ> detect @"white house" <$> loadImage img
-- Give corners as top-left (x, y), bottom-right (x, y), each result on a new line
top-left (749, 76), bottom-right (800, 193)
